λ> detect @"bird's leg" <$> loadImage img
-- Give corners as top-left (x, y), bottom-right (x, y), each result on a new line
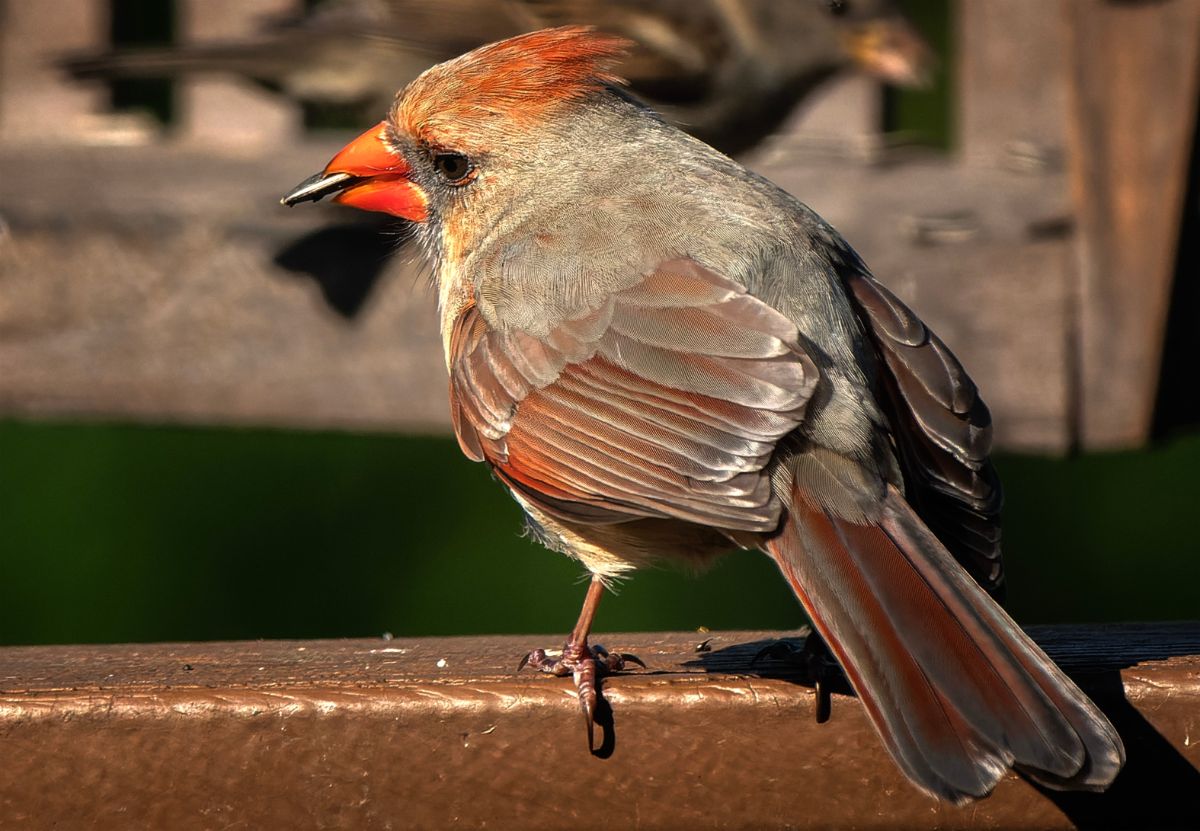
top-left (752, 628), bottom-right (840, 723)
top-left (518, 575), bottom-right (644, 750)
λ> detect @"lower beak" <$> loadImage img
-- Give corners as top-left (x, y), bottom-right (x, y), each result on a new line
top-left (280, 121), bottom-right (429, 222)
top-left (844, 19), bottom-right (934, 88)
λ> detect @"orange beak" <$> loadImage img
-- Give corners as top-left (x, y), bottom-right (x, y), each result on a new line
top-left (280, 121), bottom-right (429, 222)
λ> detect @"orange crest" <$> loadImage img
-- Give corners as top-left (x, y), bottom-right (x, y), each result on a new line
top-left (394, 26), bottom-right (632, 146)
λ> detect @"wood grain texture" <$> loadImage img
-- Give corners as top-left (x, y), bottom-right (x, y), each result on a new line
top-left (1064, 0), bottom-right (1200, 448)
top-left (0, 624), bottom-right (1197, 830)
top-left (958, 0), bottom-right (1069, 168)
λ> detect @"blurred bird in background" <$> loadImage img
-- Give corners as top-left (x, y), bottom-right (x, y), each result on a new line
top-left (62, 0), bottom-right (931, 154)
top-left (282, 27), bottom-right (1123, 803)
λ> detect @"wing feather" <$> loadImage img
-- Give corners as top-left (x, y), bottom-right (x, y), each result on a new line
top-left (449, 258), bottom-right (818, 531)
top-left (844, 270), bottom-right (1005, 598)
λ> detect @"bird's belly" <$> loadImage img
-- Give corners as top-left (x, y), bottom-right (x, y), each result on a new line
top-left (519, 498), bottom-right (739, 581)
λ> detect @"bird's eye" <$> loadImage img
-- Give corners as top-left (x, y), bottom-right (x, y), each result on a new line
top-left (432, 151), bottom-right (473, 183)
top-left (825, 0), bottom-right (849, 16)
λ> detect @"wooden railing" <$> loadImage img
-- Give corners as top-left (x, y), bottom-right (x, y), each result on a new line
top-left (2, 623), bottom-right (1198, 829)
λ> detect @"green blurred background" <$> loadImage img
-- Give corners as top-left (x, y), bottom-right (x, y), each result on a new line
top-left (2, 422), bottom-right (1198, 646)
top-left (1, 0), bottom-right (1196, 645)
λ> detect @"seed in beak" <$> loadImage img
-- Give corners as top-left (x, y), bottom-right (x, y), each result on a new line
top-left (280, 171), bottom-right (361, 207)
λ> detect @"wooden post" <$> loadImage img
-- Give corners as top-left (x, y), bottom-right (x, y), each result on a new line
top-left (177, 0), bottom-right (302, 148)
top-left (1, 625), bottom-right (1197, 829)
top-left (1064, 0), bottom-right (1200, 448)
top-left (957, 0), bottom-right (1069, 168)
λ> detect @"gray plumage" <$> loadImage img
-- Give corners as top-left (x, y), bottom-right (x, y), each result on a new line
top-left (281, 28), bottom-right (1123, 804)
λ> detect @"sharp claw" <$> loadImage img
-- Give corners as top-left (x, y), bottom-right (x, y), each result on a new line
top-left (619, 652), bottom-right (646, 669)
top-left (814, 677), bottom-right (832, 724)
top-left (579, 683), bottom-right (594, 722)
top-left (584, 710), bottom-right (595, 752)
top-left (749, 637), bottom-right (839, 724)
top-left (573, 659), bottom-right (599, 752)
top-left (519, 648), bottom-right (542, 672)
top-left (519, 648), bottom-right (554, 672)
top-left (517, 637), bottom-right (639, 752)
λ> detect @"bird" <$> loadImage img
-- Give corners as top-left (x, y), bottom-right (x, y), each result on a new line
top-left (63, 0), bottom-right (931, 154)
top-left (280, 27), bottom-right (1124, 803)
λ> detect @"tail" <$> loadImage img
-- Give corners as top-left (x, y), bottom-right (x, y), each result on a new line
top-left (60, 45), bottom-right (279, 84)
top-left (764, 483), bottom-right (1124, 803)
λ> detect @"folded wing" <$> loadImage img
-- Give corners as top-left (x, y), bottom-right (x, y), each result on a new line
top-left (449, 257), bottom-right (819, 531)
top-left (844, 270), bottom-right (1005, 599)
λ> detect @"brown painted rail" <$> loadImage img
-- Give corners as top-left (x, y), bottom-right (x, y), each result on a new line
top-left (2, 624), bottom-right (1198, 830)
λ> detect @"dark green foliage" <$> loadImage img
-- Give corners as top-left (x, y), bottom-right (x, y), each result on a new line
top-left (2, 421), bottom-right (1196, 646)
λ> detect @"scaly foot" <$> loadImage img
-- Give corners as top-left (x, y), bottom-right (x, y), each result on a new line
top-left (752, 630), bottom-right (840, 723)
top-left (519, 639), bottom-right (645, 751)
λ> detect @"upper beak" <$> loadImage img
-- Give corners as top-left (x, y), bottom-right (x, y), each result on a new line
top-left (844, 19), bottom-right (935, 88)
top-left (280, 121), bottom-right (429, 222)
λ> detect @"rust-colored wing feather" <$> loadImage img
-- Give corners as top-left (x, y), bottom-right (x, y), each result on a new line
top-left (844, 271), bottom-right (1005, 599)
top-left (450, 258), bottom-right (819, 531)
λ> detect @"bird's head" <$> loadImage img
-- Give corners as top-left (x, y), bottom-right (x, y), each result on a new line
top-left (281, 27), bottom-right (636, 253)
top-left (828, 0), bottom-right (933, 88)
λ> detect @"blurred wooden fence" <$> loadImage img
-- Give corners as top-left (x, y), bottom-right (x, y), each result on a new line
top-left (0, 0), bottom-right (1197, 452)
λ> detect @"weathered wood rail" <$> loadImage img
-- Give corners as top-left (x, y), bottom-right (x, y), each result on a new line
top-left (2, 623), bottom-right (1197, 830)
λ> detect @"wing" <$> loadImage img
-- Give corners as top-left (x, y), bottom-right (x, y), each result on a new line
top-left (844, 271), bottom-right (1005, 599)
top-left (450, 258), bottom-right (819, 532)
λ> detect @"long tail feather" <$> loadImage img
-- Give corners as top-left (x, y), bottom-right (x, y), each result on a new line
top-left (765, 482), bottom-right (1124, 803)
top-left (61, 46), bottom-right (270, 82)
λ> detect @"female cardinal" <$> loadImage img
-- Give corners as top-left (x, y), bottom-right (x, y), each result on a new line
top-left (282, 27), bottom-right (1123, 803)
